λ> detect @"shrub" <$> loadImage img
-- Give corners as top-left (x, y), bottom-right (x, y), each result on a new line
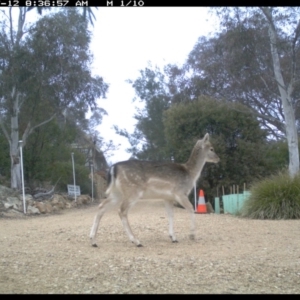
top-left (240, 171), bottom-right (300, 219)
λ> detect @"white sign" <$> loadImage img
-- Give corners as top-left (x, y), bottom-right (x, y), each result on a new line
top-left (67, 185), bottom-right (81, 197)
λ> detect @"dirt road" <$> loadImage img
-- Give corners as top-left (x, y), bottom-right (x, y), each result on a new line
top-left (0, 200), bottom-right (300, 294)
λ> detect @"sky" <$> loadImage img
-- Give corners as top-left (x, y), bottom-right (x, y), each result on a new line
top-left (89, 7), bottom-right (219, 165)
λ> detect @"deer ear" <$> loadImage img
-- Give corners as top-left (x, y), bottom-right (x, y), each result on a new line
top-left (203, 133), bottom-right (209, 142)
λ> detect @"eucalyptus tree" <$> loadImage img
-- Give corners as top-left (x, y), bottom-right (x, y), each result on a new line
top-left (166, 7), bottom-right (300, 177)
top-left (211, 7), bottom-right (300, 177)
top-left (0, 8), bottom-right (108, 189)
top-left (27, 6), bottom-right (98, 26)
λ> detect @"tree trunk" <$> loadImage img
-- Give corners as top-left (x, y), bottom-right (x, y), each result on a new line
top-left (10, 87), bottom-right (22, 190)
top-left (284, 104), bottom-right (299, 177)
top-left (262, 7), bottom-right (300, 177)
top-left (11, 161), bottom-right (21, 190)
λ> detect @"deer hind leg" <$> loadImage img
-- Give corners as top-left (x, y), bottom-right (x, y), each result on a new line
top-left (175, 195), bottom-right (196, 240)
top-left (90, 198), bottom-right (118, 247)
top-left (164, 200), bottom-right (178, 243)
top-left (118, 198), bottom-right (142, 247)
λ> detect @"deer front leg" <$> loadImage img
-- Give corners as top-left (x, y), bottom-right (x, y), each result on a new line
top-left (118, 200), bottom-right (142, 247)
top-left (164, 200), bottom-right (178, 243)
top-left (175, 195), bottom-right (196, 240)
top-left (90, 198), bottom-right (114, 247)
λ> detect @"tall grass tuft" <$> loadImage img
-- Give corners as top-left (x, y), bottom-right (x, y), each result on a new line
top-left (240, 171), bottom-right (300, 219)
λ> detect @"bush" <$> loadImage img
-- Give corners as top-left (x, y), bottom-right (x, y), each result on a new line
top-left (240, 171), bottom-right (300, 219)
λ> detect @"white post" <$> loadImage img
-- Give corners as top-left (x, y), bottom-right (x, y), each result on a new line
top-left (91, 163), bottom-right (94, 202)
top-left (19, 140), bottom-right (26, 214)
top-left (71, 152), bottom-right (76, 202)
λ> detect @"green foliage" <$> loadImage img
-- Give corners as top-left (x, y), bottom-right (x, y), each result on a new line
top-left (164, 96), bottom-right (270, 201)
top-left (50, 161), bottom-right (91, 195)
top-left (23, 120), bottom-right (74, 181)
top-left (0, 9), bottom-right (108, 141)
top-left (0, 132), bottom-right (10, 179)
top-left (22, 9), bottom-right (107, 120)
top-left (165, 8), bottom-right (300, 141)
top-left (27, 7), bottom-right (98, 27)
top-left (263, 139), bottom-right (289, 171)
top-left (119, 65), bottom-right (171, 160)
top-left (241, 171), bottom-right (300, 219)
top-left (22, 119), bottom-right (91, 194)
top-left (0, 8), bottom-right (108, 189)
top-left (1, 10), bottom-right (101, 115)
top-left (0, 116), bottom-right (94, 194)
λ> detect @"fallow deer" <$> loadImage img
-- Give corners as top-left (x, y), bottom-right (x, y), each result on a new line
top-left (90, 133), bottom-right (219, 247)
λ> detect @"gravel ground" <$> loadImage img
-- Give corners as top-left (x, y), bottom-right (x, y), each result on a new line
top-left (0, 199), bottom-right (300, 294)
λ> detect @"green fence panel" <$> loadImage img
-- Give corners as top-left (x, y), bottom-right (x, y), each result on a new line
top-left (214, 197), bottom-right (220, 214)
top-left (222, 191), bottom-right (251, 215)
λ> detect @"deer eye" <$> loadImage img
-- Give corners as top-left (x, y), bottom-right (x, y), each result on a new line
top-left (210, 148), bottom-right (214, 152)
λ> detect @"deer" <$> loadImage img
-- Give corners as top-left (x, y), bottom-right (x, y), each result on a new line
top-left (90, 133), bottom-right (220, 247)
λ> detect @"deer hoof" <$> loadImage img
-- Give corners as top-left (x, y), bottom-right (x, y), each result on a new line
top-left (137, 244), bottom-right (143, 247)
top-left (172, 240), bottom-right (178, 243)
top-left (92, 243), bottom-right (98, 247)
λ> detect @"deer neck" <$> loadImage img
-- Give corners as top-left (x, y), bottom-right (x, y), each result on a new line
top-left (185, 143), bottom-right (206, 182)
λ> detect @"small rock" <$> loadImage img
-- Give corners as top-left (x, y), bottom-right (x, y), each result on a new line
top-left (75, 198), bottom-right (83, 205)
top-left (52, 205), bottom-right (59, 212)
top-left (27, 205), bottom-right (40, 214)
top-left (35, 202), bottom-right (47, 214)
top-left (4, 197), bottom-right (22, 210)
top-left (4, 203), bottom-right (14, 209)
top-left (57, 201), bottom-right (65, 209)
top-left (78, 195), bottom-right (90, 204)
top-left (45, 202), bottom-right (53, 213)
top-left (65, 202), bottom-right (72, 209)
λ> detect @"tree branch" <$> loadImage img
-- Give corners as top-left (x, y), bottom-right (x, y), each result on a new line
top-left (21, 113), bottom-right (56, 148)
top-left (0, 116), bottom-right (11, 146)
top-left (9, 8), bottom-right (14, 45)
top-left (16, 8), bottom-right (26, 47)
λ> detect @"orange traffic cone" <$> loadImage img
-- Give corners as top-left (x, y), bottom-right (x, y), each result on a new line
top-left (196, 189), bottom-right (207, 214)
